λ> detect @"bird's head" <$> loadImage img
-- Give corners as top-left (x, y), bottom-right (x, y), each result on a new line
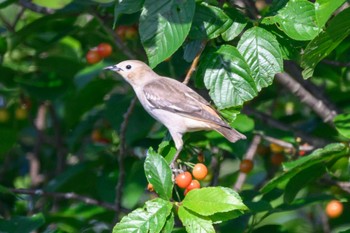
top-left (104, 60), bottom-right (155, 86)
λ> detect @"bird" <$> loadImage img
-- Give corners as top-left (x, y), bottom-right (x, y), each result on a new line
top-left (104, 60), bottom-right (246, 165)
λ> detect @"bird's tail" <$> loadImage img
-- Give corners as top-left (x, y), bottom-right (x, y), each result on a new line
top-left (215, 126), bottom-right (246, 143)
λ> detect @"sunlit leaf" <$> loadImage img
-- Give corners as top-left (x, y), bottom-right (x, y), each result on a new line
top-left (196, 45), bottom-right (257, 109)
top-left (140, 0), bottom-right (195, 68)
top-left (238, 27), bottom-right (283, 91)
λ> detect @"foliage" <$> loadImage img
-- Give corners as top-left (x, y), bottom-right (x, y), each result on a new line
top-left (0, 0), bottom-right (350, 232)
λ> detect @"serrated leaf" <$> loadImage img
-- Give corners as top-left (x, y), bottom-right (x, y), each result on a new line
top-left (284, 164), bottom-right (325, 204)
top-left (301, 7), bottom-right (350, 78)
top-left (262, 0), bottom-right (322, 41)
top-left (114, 0), bottom-right (144, 25)
top-left (178, 206), bottom-right (215, 233)
top-left (139, 0), bottom-right (195, 68)
top-left (315, 0), bottom-right (346, 27)
top-left (237, 27), bottom-right (283, 91)
top-left (189, 2), bottom-right (231, 40)
top-left (113, 198), bottom-right (173, 233)
top-left (183, 40), bottom-right (203, 62)
top-left (183, 187), bottom-right (248, 216)
top-left (144, 148), bottom-right (173, 200)
top-left (196, 45), bottom-right (257, 109)
top-left (161, 211), bottom-right (174, 233)
top-left (334, 113), bottom-right (350, 139)
top-left (221, 6), bottom-right (247, 41)
top-left (260, 143), bottom-right (349, 193)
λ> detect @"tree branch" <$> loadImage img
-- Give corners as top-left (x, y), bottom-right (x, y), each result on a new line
top-left (8, 188), bottom-right (126, 212)
top-left (275, 72), bottom-right (338, 125)
top-left (183, 40), bottom-right (207, 85)
top-left (93, 12), bottom-right (137, 60)
top-left (322, 59), bottom-right (350, 67)
top-left (114, 97), bottom-right (137, 221)
top-left (234, 135), bottom-right (261, 191)
top-left (18, 0), bottom-right (55, 14)
top-left (242, 106), bottom-right (329, 147)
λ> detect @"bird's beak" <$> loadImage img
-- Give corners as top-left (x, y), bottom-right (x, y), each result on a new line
top-left (104, 65), bottom-right (123, 72)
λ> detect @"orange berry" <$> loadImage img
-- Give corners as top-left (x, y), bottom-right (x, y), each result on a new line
top-left (97, 43), bottom-right (112, 58)
top-left (271, 153), bottom-right (284, 166)
top-left (326, 200), bottom-right (343, 218)
top-left (147, 183), bottom-right (154, 192)
top-left (192, 163), bottom-right (208, 180)
top-left (175, 171), bottom-right (192, 189)
top-left (239, 159), bottom-right (254, 173)
top-left (91, 130), bottom-right (102, 142)
top-left (86, 50), bottom-right (101, 64)
top-left (185, 180), bottom-right (200, 195)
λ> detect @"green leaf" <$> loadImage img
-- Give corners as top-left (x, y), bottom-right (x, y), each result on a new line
top-left (183, 40), bottom-right (203, 62)
top-left (334, 113), bottom-right (350, 139)
top-left (262, 0), bottom-right (322, 41)
top-left (161, 211), bottom-right (174, 233)
top-left (221, 6), bottom-right (247, 41)
top-left (113, 198), bottom-right (173, 233)
top-left (178, 206), bottom-right (215, 233)
top-left (284, 164), bottom-right (325, 204)
top-left (301, 7), bottom-right (350, 79)
top-left (139, 0), bottom-right (195, 68)
top-left (237, 27), bottom-right (283, 91)
top-left (183, 187), bottom-right (248, 216)
top-left (315, 0), bottom-right (346, 27)
top-left (0, 213), bottom-right (45, 233)
top-left (144, 148), bottom-right (173, 200)
top-left (189, 2), bottom-right (231, 40)
top-left (196, 45), bottom-right (257, 109)
top-left (114, 0), bottom-right (144, 24)
top-left (260, 143), bottom-right (349, 193)
top-left (32, 0), bottom-right (72, 9)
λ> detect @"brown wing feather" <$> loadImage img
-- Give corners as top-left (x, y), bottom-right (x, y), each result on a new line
top-left (143, 78), bottom-right (230, 128)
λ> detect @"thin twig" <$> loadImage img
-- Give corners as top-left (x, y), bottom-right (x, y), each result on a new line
top-left (275, 72), bottom-right (338, 125)
top-left (12, 7), bottom-right (25, 29)
top-left (114, 97), bottom-right (138, 221)
top-left (243, 106), bottom-right (329, 147)
top-left (0, 13), bottom-right (14, 32)
top-left (183, 40), bottom-right (207, 85)
top-left (256, 133), bottom-right (314, 151)
top-left (234, 135), bottom-right (262, 191)
top-left (285, 61), bottom-right (340, 113)
top-left (93, 12), bottom-right (137, 60)
top-left (322, 59), bottom-right (350, 67)
top-left (8, 188), bottom-right (125, 212)
top-left (18, 0), bottom-right (55, 14)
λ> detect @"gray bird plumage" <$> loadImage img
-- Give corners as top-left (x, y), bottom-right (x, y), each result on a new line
top-left (105, 60), bottom-right (246, 165)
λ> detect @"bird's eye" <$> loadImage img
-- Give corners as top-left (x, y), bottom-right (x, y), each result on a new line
top-left (126, 65), bottom-right (132, 69)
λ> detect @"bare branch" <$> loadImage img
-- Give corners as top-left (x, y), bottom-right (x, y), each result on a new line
top-left (275, 72), bottom-right (338, 125)
top-left (114, 97), bottom-right (138, 220)
top-left (8, 188), bottom-right (124, 212)
top-left (93, 12), bottom-right (137, 60)
top-left (18, 0), bottom-right (55, 14)
top-left (257, 133), bottom-right (315, 152)
top-left (234, 134), bottom-right (261, 191)
top-left (322, 59), bottom-right (350, 67)
top-left (243, 106), bottom-right (329, 148)
top-left (183, 40), bottom-right (207, 85)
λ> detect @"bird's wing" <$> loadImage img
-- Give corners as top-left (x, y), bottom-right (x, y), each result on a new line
top-left (143, 78), bottom-right (230, 128)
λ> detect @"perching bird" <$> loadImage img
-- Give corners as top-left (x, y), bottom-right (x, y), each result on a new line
top-left (104, 60), bottom-right (246, 165)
